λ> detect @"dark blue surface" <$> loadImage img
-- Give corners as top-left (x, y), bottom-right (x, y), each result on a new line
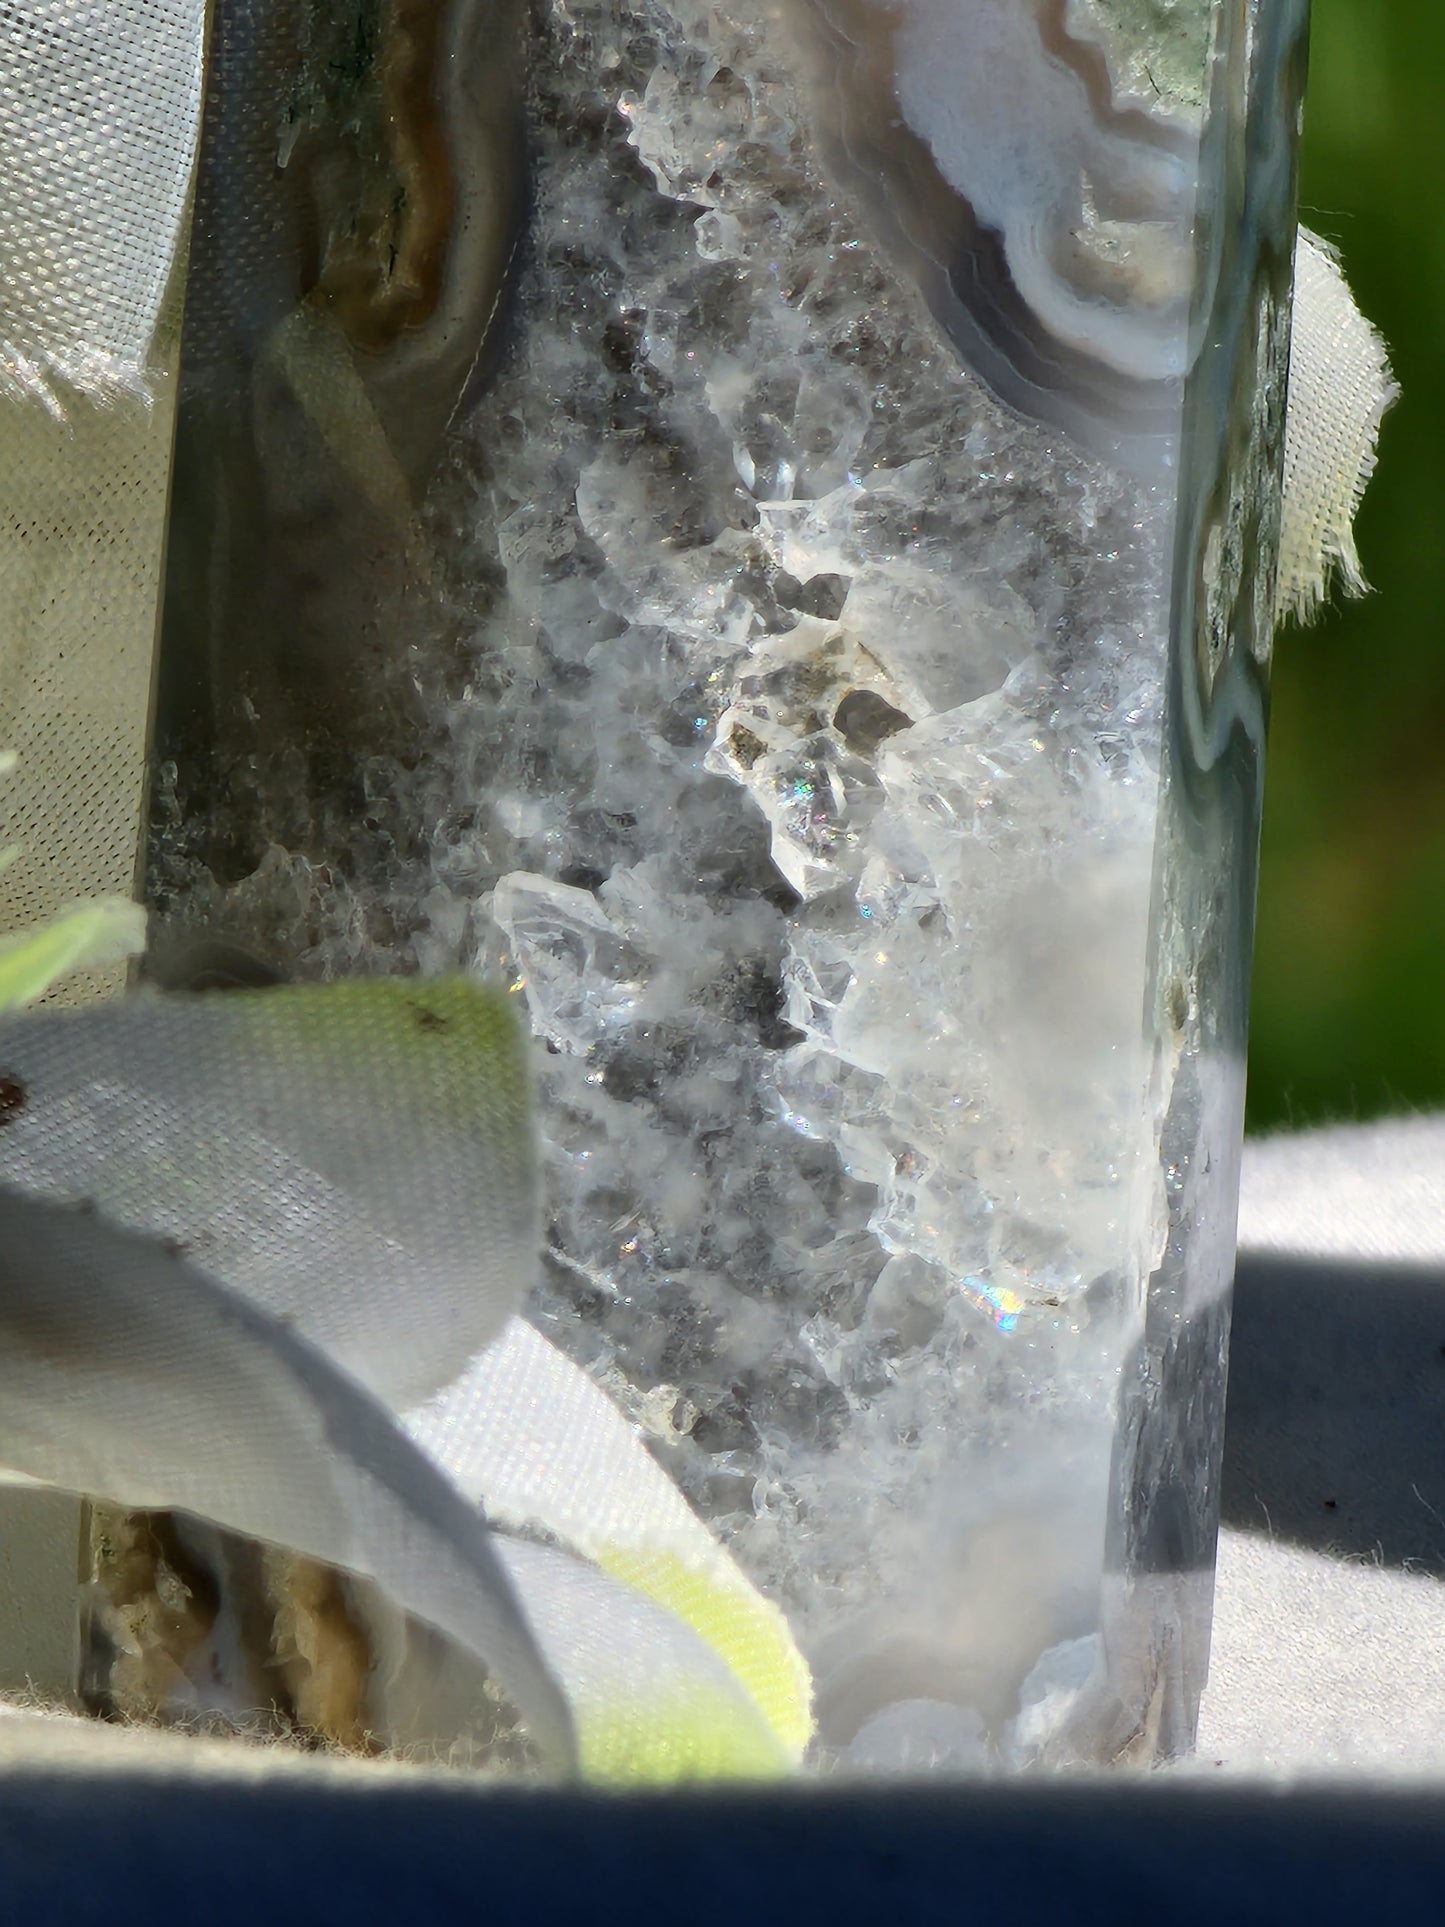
top-left (1, 1775), bottom-right (1442, 1924)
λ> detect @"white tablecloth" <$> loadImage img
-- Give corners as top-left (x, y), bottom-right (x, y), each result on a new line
top-left (1200, 1114), bottom-right (1445, 1774)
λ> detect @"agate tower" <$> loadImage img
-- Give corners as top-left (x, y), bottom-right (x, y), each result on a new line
top-left (143, 0), bottom-right (1308, 1765)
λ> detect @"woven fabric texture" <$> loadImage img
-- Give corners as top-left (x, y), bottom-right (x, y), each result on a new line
top-left (1276, 228), bottom-right (1398, 624)
top-left (0, 0), bottom-right (205, 407)
top-left (0, 0), bottom-right (206, 999)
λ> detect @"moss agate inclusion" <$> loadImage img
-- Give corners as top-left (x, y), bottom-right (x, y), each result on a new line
top-left (150, 0), bottom-right (1307, 1767)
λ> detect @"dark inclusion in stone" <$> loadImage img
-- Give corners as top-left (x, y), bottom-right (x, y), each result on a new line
top-left (832, 688), bottom-right (913, 756)
top-left (790, 0), bottom-right (1208, 468)
top-left (154, 0), bottom-right (528, 781)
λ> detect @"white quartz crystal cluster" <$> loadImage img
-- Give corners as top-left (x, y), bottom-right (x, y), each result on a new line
top-left (415, 0), bottom-right (1177, 1748)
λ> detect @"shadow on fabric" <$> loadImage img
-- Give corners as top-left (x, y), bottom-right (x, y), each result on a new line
top-left (1222, 1252), bottom-right (1445, 1574)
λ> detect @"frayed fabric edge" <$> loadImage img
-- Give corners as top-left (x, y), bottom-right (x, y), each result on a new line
top-left (0, 339), bottom-right (160, 421)
top-left (1275, 228), bottom-right (1398, 628)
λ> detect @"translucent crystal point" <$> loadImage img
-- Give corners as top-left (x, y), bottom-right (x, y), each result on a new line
top-left (134, 0), bottom-right (1307, 1768)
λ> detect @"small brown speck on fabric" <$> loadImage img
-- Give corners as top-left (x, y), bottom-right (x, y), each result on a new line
top-left (0, 1073), bottom-right (26, 1125)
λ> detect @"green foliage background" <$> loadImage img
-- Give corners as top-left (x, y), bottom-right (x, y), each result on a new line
top-left (1247, 0), bottom-right (1445, 1130)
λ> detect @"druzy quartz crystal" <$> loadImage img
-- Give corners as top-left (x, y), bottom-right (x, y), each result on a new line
top-left (140, 0), bottom-right (1307, 1768)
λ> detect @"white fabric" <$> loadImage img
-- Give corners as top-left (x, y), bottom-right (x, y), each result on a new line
top-left (0, 980), bottom-right (539, 1409)
top-left (0, 0), bottom-right (205, 406)
top-left (494, 1538), bottom-right (789, 1779)
top-left (406, 1315), bottom-right (812, 1759)
top-left (1276, 229), bottom-right (1397, 625)
top-left (0, 370), bottom-right (183, 998)
top-left (1199, 1114), bottom-right (1445, 1777)
top-left (0, 0), bottom-right (207, 999)
top-left (1236, 1111), bottom-right (1445, 1266)
top-left (0, 981), bottom-right (805, 1774)
top-left (408, 1318), bottom-right (712, 1554)
top-left (1200, 1531), bottom-right (1445, 1777)
top-left (0, 1187), bottom-right (575, 1771)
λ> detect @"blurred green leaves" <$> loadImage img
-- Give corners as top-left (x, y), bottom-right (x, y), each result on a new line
top-left (1249, 0), bottom-right (1445, 1129)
